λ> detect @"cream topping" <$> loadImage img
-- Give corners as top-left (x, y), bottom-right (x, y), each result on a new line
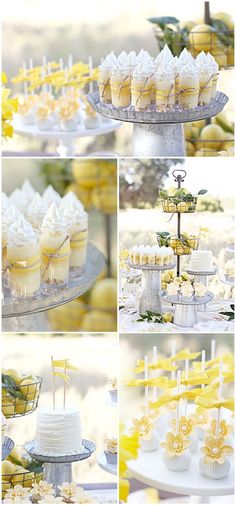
top-left (21, 179), bottom-right (36, 201)
top-left (42, 185), bottom-right (61, 206)
top-left (41, 202), bottom-right (68, 232)
top-left (8, 215), bottom-right (36, 246)
top-left (27, 192), bottom-right (48, 218)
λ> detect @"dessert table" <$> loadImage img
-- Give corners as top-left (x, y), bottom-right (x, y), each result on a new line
top-left (119, 296), bottom-right (234, 333)
top-left (13, 116), bottom-right (121, 157)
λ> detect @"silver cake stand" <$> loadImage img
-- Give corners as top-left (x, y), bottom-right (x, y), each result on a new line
top-left (186, 267), bottom-right (218, 312)
top-left (2, 436), bottom-right (15, 460)
top-left (87, 91), bottom-right (228, 156)
top-left (162, 292), bottom-right (214, 327)
top-left (128, 262), bottom-right (176, 314)
top-left (2, 243), bottom-right (105, 331)
top-left (24, 439), bottom-right (95, 495)
top-left (221, 275), bottom-right (234, 287)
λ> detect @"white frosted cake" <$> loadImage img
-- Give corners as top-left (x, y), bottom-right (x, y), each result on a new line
top-left (190, 250), bottom-right (214, 272)
top-left (35, 408), bottom-right (84, 456)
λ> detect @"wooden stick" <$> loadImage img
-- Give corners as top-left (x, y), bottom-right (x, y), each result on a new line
top-left (152, 346), bottom-right (157, 402)
top-left (144, 355), bottom-right (149, 416)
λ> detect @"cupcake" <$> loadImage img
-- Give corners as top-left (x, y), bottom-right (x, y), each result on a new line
top-left (148, 250), bottom-right (156, 265)
top-left (167, 282), bottom-right (179, 301)
top-left (108, 379), bottom-right (117, 403)
top-left (131, 416), bottom-right (159, 452)
top-left (140, 246), bottom-right (148, 265)
top-left (9, 189), bottom-right (27, 214)
top-left (155, 247), bottom-right (164, 266)
top-left (104, 437), bottom-right (117, 465)
top-left (21, 179), bottom-right (36, 204)
top-left (181, 282), bottom-right (194, 302)
top-left (110, 65), bottom-right (131, 108)
top-left (7, 215), bottom-right (41, 299)
top-left (194, 283), bottom-right (207, 302)
top-left (36, 105), bottom-right (54, 131)
top-left (207, 53), bottom-right (219, 99)
top-left (2, 205), bottom-right (23, 275)
top-left (161, 432), bottom-right (192, 471)
top-left (199, 435), bottom-right (233, 479)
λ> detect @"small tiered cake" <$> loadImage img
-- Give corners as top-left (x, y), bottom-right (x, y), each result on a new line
top-left (35, 408), bottom-right (84, 456)
top-left (190, 250), bottom-right (214, 272)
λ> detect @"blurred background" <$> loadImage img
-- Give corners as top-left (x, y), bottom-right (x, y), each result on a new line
top-left (120, 332), bottom-right (234, 503)
top-left (2, 158), bottom-right (117, 332)
top-left (2, 0), bottom-right (234, 156)
top-left (119, 156), bottom-right (234, 301)
top-left (2, 332), bottom-right (118, 487)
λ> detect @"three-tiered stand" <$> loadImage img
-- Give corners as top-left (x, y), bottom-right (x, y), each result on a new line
top-left (97, 382), bottom-right (117, 476)
top-left (87, 91), bottom-right (228, 156)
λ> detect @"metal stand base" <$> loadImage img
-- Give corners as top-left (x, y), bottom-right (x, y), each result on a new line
top-left (44, 463), bottom-right (72, 495)
top-left (139, 270), bottom-right (162, 314)
top-left (2, 312), bottom-right (49, 331)
top-left (174, 304), bottom-right (198, 327)
top-left (133, 123), bottom-right (185, 157)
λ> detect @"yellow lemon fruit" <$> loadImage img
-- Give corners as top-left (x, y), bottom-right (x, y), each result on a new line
top-left (227, 46), bottom-right (234, 66)
top-left (19, 379), bottom-right (38, 401)
top-left (184, 123), bottom-right (193, 137)
top-left (185, 141), bottom-right (195, 156)
top-left (2, 481), bottom-right (12, 492)
top-left (4, 369), bottom-right (22, 384)
top-left (212, 12), bottom-right (234, 31)
top-left (200, 124), bottom-right (225, 148)
top-left (65, 183), bottom-right (92, 210)
top-left (222, 133), bottom-right (234, 150)
top-left (91, 184), bottom-right (117, 214)
top-left (163, 313), bottom-right (173, 323)
top-left (195, 148), bottom-right (218, 156)
top-left (189, 24), bottom-right (218, 52)
top-left (72, 160), bottom-right (116, 189)
top-left (210, 45), bottom-right (228, 67)
top-left (90, 278), bottom-right (117, 310)
top-left (11, 467), bottom-right (28, 484)
top-left (47, 299), bottom-right (87, 331)
top-left (2, 461), bottom-right (16, 475)
top-left (191, 119), bottom-right (206, 129)
top-left (15, 399), bottom-right (32, 415)
top-left (81, 310), bottom-right (117, 332)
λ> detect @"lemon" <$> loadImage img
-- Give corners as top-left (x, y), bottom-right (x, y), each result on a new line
top-left (185, 141), bottom-right (195, 156)
top-left (200, 124), bottom-right (225, 149)
top-left (4, 369), bottom-right (22, 384)
top-left (90, 278), bottom-right (117, 310)
top-left (189, 24), bottom-right (218, 52)
top-left (212, 12), bottom-right (234, 31)
top-left (210, 45), bottom-right (228, 67)
top-left (222, 133), bottom-right (234, 150)
top-left (72, 160), bottom-right (116, 189)
top-left (184, 124), bottom-right (193, 138)
top-left (15, 399), bottom-right (32, 415)
top-left (227, 46), bottom-right (234, 66)
top-left (2, 461), bottom-right (16, 475)
top-left (47, 299), bottom-right (87, 331)
top-left (81, 310), bottom-right (117, 332)
top-left (191, 119), bottom-right (206, 129)
top-left (91, 184), bottom-right (117, 214)
top-left (19, 379), bottom-right (38, 401)
top-left (195, 148), bottom-right (218, 157)
top-left (163, 313), bottom-right (173, 323)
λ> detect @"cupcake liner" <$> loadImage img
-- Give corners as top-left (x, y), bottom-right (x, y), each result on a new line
top-left (199, 456), bottom-right (230, 479)
top-left (104, 450), bottom-right (117, 465)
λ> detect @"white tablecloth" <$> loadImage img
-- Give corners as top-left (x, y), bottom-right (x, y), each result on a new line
top-left (119, 296), bottom-right (234, 333)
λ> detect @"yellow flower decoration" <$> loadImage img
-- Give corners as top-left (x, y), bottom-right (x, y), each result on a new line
top-left (192, 407), bottom-right (210, 426)
top-left (58, 103), bottom-right (77, 121)
top-left (105, 437), bottom-right (117, 453)
top-left (119, 424), bottom-right (139, 502)
top-left (36, 105), bottom-right (50, 119)
top-left (161, 431), bottom-right (191, 457)
top-left (2, 72), bottom-right (18, 138)
top-left (18, 102), bottom-right (30, 115)
top-left (208, 419), bottom-right (233, 438)
top-left (201, 436), bottom-right (233, 464)
top-left (130, 415), bottom-right (154, 440)
top-left (171, 415), bottom-right (195, 436)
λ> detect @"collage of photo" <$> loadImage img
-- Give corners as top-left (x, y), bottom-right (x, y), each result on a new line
top-left (1, 0), bottom-right (235, 504)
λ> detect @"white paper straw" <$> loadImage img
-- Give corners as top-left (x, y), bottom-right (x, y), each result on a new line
top-left (184, 359), bottom-right (189, 417)
top-left (211, 339), bottom-right (216, 361)
top-left (201, 350), bottom-right (205, 389)
top-left (152, 346), bottom-right (157, 402)
top-left (216, 360), bottom-right (223, 438)
top-left (89, 56), bottom-right (93, 93)
top-left (144, 355), bottom-right (149, 416)
top-left (22, 61), bottom-right (28, 97)
top-left (171, 340), bottom-right (176, 380)
top-left (176, 370), bottom-right (181, 432)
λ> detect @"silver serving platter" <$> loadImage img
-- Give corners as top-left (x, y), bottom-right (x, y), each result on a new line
top-left (24, 438), bottom-right (96, 464)
top-left (186, 267), bottom-right (218, 276)
top-left (2, 436), bottom-right (15, 460)
top-left (87, 91), bottom-right (228, 125)
top-left (162, 292), bottom-right (214, 305)
top-left (2, 243), bottom-right (105, 318)
top-left (127, 262), bottom-right (176, 271)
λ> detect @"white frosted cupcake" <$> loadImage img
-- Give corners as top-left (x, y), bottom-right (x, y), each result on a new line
top-left (131, 416), bottom-right (159, 452)
top-left (207, 53), bottom-right (219, 99)
top-left (98, 55), bottom-right (114, 104)
top-left (2, 205), bottom-right (23, 274)
top-left (148, 250), bottom-right (156, 265)
top-left (131, 62), bottom-right (153, 111)
top-left (155, 247), bottom-right (164, 266)
top-left (139, 246), bottom-right (148, 264)
top-left (195, 282), bottom-right (207, 301)
top-left (7, 215), bottom-right (41, 298)
top-left (169, 57), bottom-right (181, 104)
top-left (181, 282), bottom-right (194, 302)
top-left (9, 188), bottom-right (27, 214)
top-left (167, 282), bottom-right (179, 300)
top-left (161, 432), bottom-right (192, 471)
top-left (199, 435), bottom-right (233, 479)
top-left (178, 48), bottom-right (195, 66)
top-left (21, 179), bottom-right (36, 204)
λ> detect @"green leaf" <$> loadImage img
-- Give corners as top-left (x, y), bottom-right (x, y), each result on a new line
top-left (198, 189), bottom-right (208, 195)
top-left (230, 304), bottom-right (234, 311)
top-left (2, 374), bottom-right (25, 400)
top-left (148, 16), bottom-right (179, 28)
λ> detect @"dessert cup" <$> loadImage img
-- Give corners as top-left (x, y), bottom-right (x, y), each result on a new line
top-left (155, 71), bottom-right (175, 111)
top-left (110, 69), bottom-right (131, 108)
top-left (179, 68), bottom-right (199, 110)
top-left (199, 456), bottom-right (231, 479)
top-left (198, 69), bottom-right (213, 106)
top-left (108, 389), bottom-right (117, 403)
top-left (98, 68), bottom-right (112, 104)
top-left (163, 449), bottom-right (192, 471)
top-left (131, 73), bottom-right (152, 111)
top-left (7, 218), bottom-right (41, 299)
top-left (40, 230), bottom-right (70, 290)
top-left (104, 450), bottom-right (117, 465)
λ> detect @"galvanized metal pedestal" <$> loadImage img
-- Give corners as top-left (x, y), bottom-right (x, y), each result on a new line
top-left (163, 293), bottom-right (214, 327)
top-left (87, 91), bottom-right (228, 157)
top-left (186, 267), bottom-right (218, 312)
top-left (25, 439), bottom-right (96, 496)
top-left (2, 436), bottom-right (15, 460)
top-left (128, 262), bottom-right (176, 314)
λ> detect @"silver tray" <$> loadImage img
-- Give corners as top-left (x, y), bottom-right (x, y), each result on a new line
top-left (2, 436), bottom-right (15, 460)
top-left (162, 292), bottom-right (214, 305)
top-left (127, 261), bottom-right (176, 271)
top-left (87, 91), bottom-right (228, 125)
top-left (2, 243), bottom-right (105, 318)
top-left (186, 267), bottom-right (218, 276)
top-left (24, 438), bottom-right (96, 464)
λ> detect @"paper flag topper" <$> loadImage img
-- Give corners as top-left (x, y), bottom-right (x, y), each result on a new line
top-left (195, 396), bottom-right (234, 412)
top-left (52, 359), bottom-right (79, 371)
top-left (171, 348), bottom-right (201, 361)
top-left (134, 358), bottom-right (177, 374)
